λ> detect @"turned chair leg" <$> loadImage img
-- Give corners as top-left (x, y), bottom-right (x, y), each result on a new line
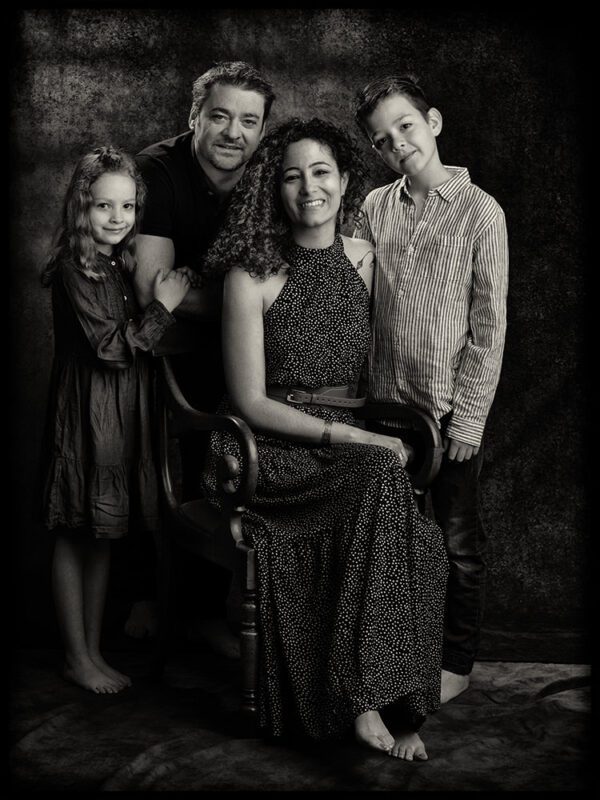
top-left (238, 548), bottom-right (258, 716)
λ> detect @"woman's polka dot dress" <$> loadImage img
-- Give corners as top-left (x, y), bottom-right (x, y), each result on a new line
top-left (203, 234), bottom-right (449, 740)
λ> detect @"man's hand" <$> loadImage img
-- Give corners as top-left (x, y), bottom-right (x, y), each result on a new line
top-left (174, 266), bottom-right (202, 288)
top-left (444, 437), bottom-right (480, 462)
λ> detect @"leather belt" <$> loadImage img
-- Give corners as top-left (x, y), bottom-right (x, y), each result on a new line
top-left (266, 384), bottom-right (366, 408)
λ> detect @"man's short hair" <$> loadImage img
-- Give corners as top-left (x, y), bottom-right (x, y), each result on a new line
top-left (191, 61), bottom-right (275, 123)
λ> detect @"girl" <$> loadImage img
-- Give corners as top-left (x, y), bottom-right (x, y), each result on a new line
top-left (40, 146), bottom-right (190, 694)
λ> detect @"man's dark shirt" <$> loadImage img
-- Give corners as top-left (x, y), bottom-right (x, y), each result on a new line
top-left (136, 130), bottom-right (228, 273)
top-left (135, 130), bottom-right (226, 411)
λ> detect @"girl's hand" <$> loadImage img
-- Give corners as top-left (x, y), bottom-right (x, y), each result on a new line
top-left (153, 269), bottom-right (191, 312)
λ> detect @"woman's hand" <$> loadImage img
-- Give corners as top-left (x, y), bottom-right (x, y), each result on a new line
top-left (152, 268), bottom-right (191, 313)
top-left (343, 427), bottom-right (413, 468)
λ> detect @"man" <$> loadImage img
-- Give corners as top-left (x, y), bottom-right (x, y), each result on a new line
top-left (134, 60), bottom-right (275, 406)
top-left (126, 61), bottom-right (275, 649)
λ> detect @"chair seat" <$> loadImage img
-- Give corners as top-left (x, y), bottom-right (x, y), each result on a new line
top-left (170, 498), bottom-right (239, 571)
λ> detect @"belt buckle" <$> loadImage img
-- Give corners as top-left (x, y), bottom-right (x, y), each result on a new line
top-left (286, 390), bottom-right (304, 404)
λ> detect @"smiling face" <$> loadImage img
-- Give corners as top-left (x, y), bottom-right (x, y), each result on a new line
top-left (189, 82), bottom-right (266, 177)
top-left (89, 172), bottom-right (136, 255)
top-left (364, 92), bottom-right (443, 183)
top-left (280, 139), bottom-right (349, 242)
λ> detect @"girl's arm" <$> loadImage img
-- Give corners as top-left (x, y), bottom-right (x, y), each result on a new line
top-left (224, 267), bottom-right (408, 462)
top-left (60, 262), bottom-right (178, 369)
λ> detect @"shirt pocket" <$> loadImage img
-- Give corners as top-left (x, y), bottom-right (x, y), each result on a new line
top-left (425, 235), bottom-right (472, 286)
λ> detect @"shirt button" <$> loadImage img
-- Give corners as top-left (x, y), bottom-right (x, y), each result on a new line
top-left (406, 246), bottom-right (414, 255)
top-left (111, 261), bottom-right (116, 266)
top-left (123, 295), bottom-right (127, 300)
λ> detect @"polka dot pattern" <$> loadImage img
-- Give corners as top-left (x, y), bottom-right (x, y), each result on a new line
top-left (203, 235), bottom-right (449, 740)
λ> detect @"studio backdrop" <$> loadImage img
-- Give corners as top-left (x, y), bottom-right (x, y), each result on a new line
top-left (9, 8), bottom-right (588, 661)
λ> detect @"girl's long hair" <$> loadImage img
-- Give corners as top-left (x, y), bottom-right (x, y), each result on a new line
top-left (41, 146), bottom-right (146, 287)
top-left (203, 117), bottom-right (369, 279)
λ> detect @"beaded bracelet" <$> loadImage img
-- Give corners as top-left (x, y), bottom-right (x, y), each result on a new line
top-left (321, 419), bottom-right (333, 446)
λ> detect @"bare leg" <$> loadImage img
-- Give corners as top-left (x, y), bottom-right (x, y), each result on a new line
top-left (83, 539), bottom-right (131, 688)
top-left (391, 729), bottom-right (428, 760)
top-left (440, 669), bottom-right (470, 703)
top-left (52, 534), bottom-right (121, 694)
top-left (124, 600), bottom-right (159, 639)
top-left (354, 709), bottom-right (395, 754)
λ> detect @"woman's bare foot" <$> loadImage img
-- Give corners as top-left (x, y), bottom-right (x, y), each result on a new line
top-left (124, 600), bottom-right (159, 639)
top-left (88, 652), bottom-right (132, 688)
top-left (63, 656), bottom-right (122, 694)
top-left (355, 709), bottom-right (395, 753)
top-left (440, 669), bottom-right (470, 703)
top-left (391, 730), bottom-right (428, 761)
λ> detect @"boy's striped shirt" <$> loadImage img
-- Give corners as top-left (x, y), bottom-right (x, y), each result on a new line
top-left (354, 166), bottom-right (508, 447)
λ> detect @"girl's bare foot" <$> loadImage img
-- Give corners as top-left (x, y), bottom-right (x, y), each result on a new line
top-left (63, 656), bottom-right (122, 694)
top-left (124, 600), bottom-right (159, 639)
top-left (440, 669), bottom-right (470, 703)
top-left (355, 709), bottom-right (395, 753)
top-left (89, 653), bottom-right (132, 688)
top-left (391, 730), bottom-right (428, 760)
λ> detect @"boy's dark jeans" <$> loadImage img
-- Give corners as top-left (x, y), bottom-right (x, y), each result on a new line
top-left (383, 412), bottom-right (486, 676)
top-left (430, 435), bottom-right (486, 676)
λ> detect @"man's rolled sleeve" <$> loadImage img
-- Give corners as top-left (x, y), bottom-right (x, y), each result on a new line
top-left (136, 155), bottom-right (175, 240)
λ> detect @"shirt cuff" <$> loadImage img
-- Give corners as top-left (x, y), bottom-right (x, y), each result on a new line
top-left (445, 416), bottom-right (485, 448)
top-left (144, 299), bottom-right (177, 340)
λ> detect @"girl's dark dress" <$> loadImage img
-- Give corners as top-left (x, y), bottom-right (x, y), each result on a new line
top-left (41, 252), bottom-right (174, 539)
top-left (203, 236), bottom-right (449, 740)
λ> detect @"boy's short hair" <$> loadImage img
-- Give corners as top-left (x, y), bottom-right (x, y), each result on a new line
top-left (355, 74), bottom-right (430, 136)
top-left (191, 60), bottom-right (275, 123)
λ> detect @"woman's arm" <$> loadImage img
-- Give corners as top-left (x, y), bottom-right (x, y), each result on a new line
top-left (223, 268), bottom-right (408, 462)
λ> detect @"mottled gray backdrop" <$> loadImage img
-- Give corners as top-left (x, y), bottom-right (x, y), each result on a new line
top-left (9, 8), bottom-right (588, 660)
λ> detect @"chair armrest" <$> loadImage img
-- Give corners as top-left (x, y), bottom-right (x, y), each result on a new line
top-left (357, 402), bottom-right (444, 491)
top-left (157, 356), bottom-right (258, 511)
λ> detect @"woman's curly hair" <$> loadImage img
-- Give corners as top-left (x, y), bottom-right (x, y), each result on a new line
top-left (204, 117), bottom-right (369, 279)
top-left (41, 146), bottom-right (146, 287)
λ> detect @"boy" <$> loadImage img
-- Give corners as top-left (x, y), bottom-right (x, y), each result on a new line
top-left (353, 75), bottom-right (508, 702)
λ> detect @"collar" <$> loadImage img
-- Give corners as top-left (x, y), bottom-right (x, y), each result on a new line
top-left (399, 166), bottom-right (471, 203)
top-left (96, 250), bottom-right (121, 263)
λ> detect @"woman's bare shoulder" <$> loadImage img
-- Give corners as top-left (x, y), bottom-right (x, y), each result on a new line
top-left (341, 235), bottom-right (375, 269)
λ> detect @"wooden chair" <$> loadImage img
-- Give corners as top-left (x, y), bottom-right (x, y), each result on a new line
top-left (153, 353), bottom-right (444, 716)
top-left (153, 354), bottom-right (259, 713)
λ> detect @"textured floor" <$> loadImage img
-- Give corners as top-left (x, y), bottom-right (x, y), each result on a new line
top-left (9, 649), bottom-right (592, 791)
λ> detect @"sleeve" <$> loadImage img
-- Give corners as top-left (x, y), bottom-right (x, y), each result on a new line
top-left (446, 208), bottom-right (509, 448)
top-left (135, 154), bottom-right (176, 240)
top-left (61, 264), bottom-right (176, 369)
top-left (353, 198), bottom-right (375, 245)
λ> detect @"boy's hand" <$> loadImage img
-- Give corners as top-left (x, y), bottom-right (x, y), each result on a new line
top-left (444, 436), bottom-right (479, 462)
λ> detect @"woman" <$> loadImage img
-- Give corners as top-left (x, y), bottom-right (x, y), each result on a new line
top-left (203, 118), bottom-right (448, 760)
